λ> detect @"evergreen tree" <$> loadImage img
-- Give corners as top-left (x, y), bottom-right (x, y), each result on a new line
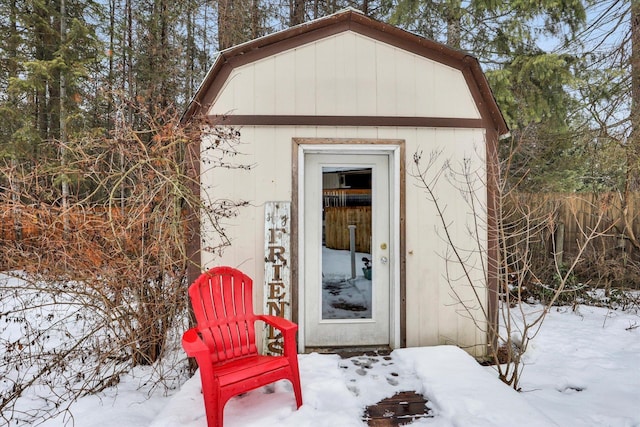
top-left (386, 1), bottom-right (588, 191)
top-left (216, 0), bottom-right (273, 50)
top-left (0, 0), bottom-right (102, 203)
top-left (388, 1), bottom-right (586, 129)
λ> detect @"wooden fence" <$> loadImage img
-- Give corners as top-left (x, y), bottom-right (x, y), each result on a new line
top-left (323, 189), bottom-right (372, 253)
top-left (504, 192), bottom-right (640, 263)
top-left (324, 206), bottom-right (371, 253)
top-left (323, 188), bottom-right (371, 207)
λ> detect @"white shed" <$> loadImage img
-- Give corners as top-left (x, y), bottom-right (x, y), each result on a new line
top-left (183, 9), bottom-right (508, 357)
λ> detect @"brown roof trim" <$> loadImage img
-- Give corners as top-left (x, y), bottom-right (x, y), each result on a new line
top-left (461, 56), bottom-right (509, 136)
top-left (182, 9), bottom-right (508, 136)
top-left (206, 115), bottom-right (484, 128)
top-left (485, 126), bottom-right (500, 352)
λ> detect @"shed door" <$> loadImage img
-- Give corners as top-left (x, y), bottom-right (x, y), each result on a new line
top-left (304, 153), bottom-right (390, 347)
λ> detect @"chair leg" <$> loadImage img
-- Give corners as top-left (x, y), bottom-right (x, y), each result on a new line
top-left (292, 377), bottom-right (303, 408)
top-left (201, 385), bottom-right (221, 427)
top-left (288, 358), bottom-right (303, 408)
top-left (217, 400), bottom-right (225, 427)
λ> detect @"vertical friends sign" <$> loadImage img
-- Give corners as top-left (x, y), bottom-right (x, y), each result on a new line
top-left (263, 202), bottom-right (291, 355)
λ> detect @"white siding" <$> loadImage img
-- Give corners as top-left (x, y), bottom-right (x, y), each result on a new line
top-left (210, 32), bottom-right (480, 119)
top-left (200, 125), bottom-right (488, 356)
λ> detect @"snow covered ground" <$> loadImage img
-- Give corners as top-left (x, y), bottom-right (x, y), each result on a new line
top-left (12, 303), bottom-right (638, 426)
top-left (2, 269), bottom-right (639, 426)
top-left (517, 304), bottom-right (640, 426)
top-left (322, 247), bottom-right (372, 319)
top-left (149, 345), bottom-right (556, 427)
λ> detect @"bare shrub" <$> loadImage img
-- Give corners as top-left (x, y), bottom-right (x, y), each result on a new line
top-left (0, 103), bottom-right (247, 424)
top-left (411, 143), bottom-right (610, 390)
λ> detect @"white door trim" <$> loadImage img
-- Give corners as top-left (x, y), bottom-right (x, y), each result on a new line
top-left (296, 142), bottom-right (401, 352)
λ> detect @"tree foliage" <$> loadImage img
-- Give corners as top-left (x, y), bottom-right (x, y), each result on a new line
top-left (389, 0), bottom-right (585, 123)
top-left (384, 0), bottom-right (595, 192)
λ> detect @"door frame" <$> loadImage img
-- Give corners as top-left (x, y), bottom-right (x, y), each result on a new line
top-left (292, 138), bottom-right (405, 353)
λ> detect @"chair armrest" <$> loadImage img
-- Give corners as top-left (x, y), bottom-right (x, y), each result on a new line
top-left (256, 314), bottom-right (298, 333)
top-left (256, 315), bottom-right (299, 358)
top-left (256, 314), bottom-right (298, 362)
top-left (182, 328), bottom-right (210, 358)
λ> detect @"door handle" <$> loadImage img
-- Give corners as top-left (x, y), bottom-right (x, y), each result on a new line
top-left (380, 256), bottom-right (388, 265)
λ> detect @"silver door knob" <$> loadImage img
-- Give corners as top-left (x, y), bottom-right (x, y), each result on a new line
top-left (380, 256), bottom-right (388, 264)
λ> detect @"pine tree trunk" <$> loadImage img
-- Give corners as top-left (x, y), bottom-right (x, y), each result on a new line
top-left (8, 0), bottom-right (22, 239)
top-left (159, 0), bottom-right (169, 112)
top-left (445, 0), bottom-right (462, 48)
top-left (186, 1), bottom-right (195, 103)
top-left (631, 0), bottom-right (640, 173)
top-left (107, 0), bottom-right (116, 130)
top-left (60, 0), bottom-right (70, 234)
top-left (291, 0), bottom-right (305, 26)
top-left (623, 0), bottom-right (640, 250)
top-left (218, 0), bottom-right (232, 50)
top-left (35, 3), bottom-right (49, 147)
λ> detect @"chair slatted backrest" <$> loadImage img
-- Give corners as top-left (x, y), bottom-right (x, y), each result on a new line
top-left (189, 267), bottom-right (258, 363)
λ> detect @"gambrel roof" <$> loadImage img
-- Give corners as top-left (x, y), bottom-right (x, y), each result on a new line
top-left (183, 9), bottom-right (508, 137)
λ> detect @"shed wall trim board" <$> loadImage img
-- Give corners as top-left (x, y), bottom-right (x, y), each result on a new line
top-left (206, 115), bottom-right (484, 128)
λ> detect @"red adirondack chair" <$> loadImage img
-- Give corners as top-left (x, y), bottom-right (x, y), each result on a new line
top-left (182, 266), bottom-right (303, 427)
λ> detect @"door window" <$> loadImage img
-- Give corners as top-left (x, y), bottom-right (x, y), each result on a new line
top-left (321, 167), bottom-right (373, 320)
